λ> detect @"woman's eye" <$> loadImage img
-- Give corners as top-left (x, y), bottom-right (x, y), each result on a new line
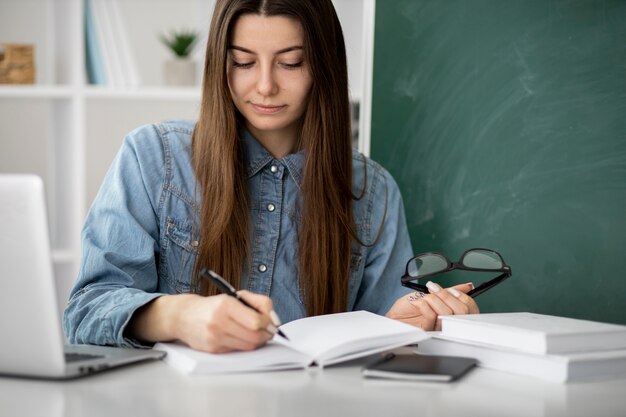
top-left (281, 62), bottom-right (304, 69)
top-left (232, 60), bottom-right (254, 69)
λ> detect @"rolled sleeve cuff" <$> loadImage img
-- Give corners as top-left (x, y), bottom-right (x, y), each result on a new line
top-left (106, 290), bottom-right (165, 348)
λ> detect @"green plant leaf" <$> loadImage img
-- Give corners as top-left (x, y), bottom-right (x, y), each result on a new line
top-left (159, 29), bottom-right (199, 58)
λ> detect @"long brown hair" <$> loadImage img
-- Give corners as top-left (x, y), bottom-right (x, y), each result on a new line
top-left (191, 0), bottom-right (359, 316)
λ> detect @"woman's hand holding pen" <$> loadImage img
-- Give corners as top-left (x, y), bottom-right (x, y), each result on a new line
top-left (173, 291), bottom-right (278, 353)
top-left (127, 291), bottom-right (279, 354)
top-left (385, 282), bottom-right (479, 331)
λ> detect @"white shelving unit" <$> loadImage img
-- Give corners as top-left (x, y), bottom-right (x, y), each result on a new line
top-left (0, 0), bottom-right (375, 318)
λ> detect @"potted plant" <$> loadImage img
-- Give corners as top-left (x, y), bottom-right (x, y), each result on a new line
top-left (159, 29), bottom-right (199, 86)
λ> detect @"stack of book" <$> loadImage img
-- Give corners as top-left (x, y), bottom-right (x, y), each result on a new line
top-left (416, 312), bottom-right (626, 383)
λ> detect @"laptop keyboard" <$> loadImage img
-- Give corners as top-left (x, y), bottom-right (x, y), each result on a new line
top-left (65, 352), bottom-right (105, 363)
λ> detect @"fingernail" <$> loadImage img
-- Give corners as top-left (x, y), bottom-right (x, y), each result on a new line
top-left (407, 291), bottom-right (425, 302)
top-left (426, 281), bottom-right (441, 293)
top-left (266, 324), bottom-right (278, 334)
top-left (448, 288), bottom-right (461, 298)
top-left (465, 282), bottom-right (475, 290)
top-left (269, 310), bottom-right (282, 326)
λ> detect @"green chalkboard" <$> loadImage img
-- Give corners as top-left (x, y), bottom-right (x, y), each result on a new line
top-left (371, 0), bottom-right (626, 324)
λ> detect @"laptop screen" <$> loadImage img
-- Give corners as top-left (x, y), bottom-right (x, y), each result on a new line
top-left (0, 174), bottom-right (66, 376)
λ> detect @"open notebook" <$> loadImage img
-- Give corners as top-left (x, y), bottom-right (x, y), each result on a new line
top-left (155, 311), bottom-right (428, 374)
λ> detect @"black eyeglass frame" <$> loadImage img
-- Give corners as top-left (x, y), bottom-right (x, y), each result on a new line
top-left (400, 248), bottom-right (512, 298)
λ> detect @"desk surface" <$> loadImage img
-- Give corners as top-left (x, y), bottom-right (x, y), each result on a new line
top-left (1, 351), bottom-right (625, 417)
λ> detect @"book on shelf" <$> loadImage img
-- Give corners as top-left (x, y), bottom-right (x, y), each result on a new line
top-left (84, 0), bottom-right (106, 85)
top-left (88, 0), bottom-right (116, 86)
top-left (154, 311), bottom-right (428, 375)
top-left (85, 0), bottom-right (140, 87)
top-left (440, 312), bottom-right (626, 355)
top-left (416, 334), bottom-right (626, 383)
top-left (108, 0), bottom-right (141, 87)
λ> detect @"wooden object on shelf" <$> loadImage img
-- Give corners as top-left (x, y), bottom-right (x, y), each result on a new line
top-left (0, 43), bottom-right (35, 84)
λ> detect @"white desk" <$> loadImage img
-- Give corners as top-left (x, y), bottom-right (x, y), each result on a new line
top-left (1, 352), bottom-right (625, 417)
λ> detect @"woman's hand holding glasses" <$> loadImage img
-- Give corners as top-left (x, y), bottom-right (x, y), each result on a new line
top-left (387, 248), bottom-right (512, 330)
top-left (386, 281), bottom-right (479, 331)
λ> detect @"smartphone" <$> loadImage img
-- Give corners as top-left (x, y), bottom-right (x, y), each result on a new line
top-left (362, 352), bottom-right (477, 382)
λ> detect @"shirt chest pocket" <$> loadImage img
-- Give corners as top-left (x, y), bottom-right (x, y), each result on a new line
top-left (162, 216), bottom-right (198, 293)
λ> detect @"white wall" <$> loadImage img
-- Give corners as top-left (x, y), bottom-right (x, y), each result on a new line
top-left (118, 0), bottom-right (214, 87)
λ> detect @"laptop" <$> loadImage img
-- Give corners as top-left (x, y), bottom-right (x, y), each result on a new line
top-left (0, 174), bottom-right (165, 379)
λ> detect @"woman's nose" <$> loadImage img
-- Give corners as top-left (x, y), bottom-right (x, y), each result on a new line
top-left (256, 65), bottom-right (278, 97)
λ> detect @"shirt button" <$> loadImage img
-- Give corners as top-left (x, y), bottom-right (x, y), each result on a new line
top-left (270, 165), bottom-right (278, 173)
top-left (267, 203), bottom-right (275, 212)
top-left (258, 264), bottom-right (267, 273)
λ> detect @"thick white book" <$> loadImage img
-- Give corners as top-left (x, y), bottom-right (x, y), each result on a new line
top-left (416, 335), bottom-right (626, 383)
top-left (155, 311), bottom-right (428, 375)
top-left (440, 312), bottom-right (626, 354)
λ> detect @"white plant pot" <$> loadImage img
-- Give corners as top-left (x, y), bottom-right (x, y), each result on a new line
top-left (163, 58), bottom-right (196, 86)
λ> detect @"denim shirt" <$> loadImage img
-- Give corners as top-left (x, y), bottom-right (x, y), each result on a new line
top-left (63, 120), bottom-right (413, 347)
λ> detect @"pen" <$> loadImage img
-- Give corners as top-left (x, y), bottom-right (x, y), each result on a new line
top-left (199, 268), bottom-right (289, 340)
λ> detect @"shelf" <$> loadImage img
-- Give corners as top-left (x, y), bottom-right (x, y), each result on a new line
top-left (0, 85), bottom-right (203, 101)
top-left (84, 86), bottom-right (362, 103)
top-left (84, 86), bottom-right (202, 101)
top-left (0, 85), bottom-right (75, 99)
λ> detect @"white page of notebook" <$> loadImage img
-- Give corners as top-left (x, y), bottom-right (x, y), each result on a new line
top-left (274, 311), bottom-right (426, 365)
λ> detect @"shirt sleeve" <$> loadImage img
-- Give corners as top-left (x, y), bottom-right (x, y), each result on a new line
top-left (63, 126), bottom-right (166, 348)
top-left (352, 166), bottom-right (414, 315)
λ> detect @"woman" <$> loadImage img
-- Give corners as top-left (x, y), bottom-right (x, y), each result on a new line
top-left (64, 0), bottom-right (478, 353)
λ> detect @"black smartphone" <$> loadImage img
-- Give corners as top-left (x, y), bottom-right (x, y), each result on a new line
top-left (362, 352), bottom-right (477, 382)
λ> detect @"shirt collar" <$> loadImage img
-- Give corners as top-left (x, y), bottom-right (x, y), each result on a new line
top-left (241, 128), bottom-right (305, 189)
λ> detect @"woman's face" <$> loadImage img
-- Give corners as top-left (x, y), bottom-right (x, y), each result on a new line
top-left (227, 14), bottom-right (313, 147)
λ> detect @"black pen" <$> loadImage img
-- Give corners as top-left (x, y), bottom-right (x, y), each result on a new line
top-left (200, 268), bottom-right (289, 340)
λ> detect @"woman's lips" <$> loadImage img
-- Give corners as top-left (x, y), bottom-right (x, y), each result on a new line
top-left (251, 103), bottom-right (286, 114)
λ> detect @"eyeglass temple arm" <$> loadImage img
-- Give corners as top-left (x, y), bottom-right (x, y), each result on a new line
top-left (466, 270), bottom-right (512, 298)
top-left (402, 280), bottom-right (429, 293)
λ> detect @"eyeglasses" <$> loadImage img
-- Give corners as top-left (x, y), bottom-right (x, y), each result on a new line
top-left (400, 248), bottom-right (512, 298)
